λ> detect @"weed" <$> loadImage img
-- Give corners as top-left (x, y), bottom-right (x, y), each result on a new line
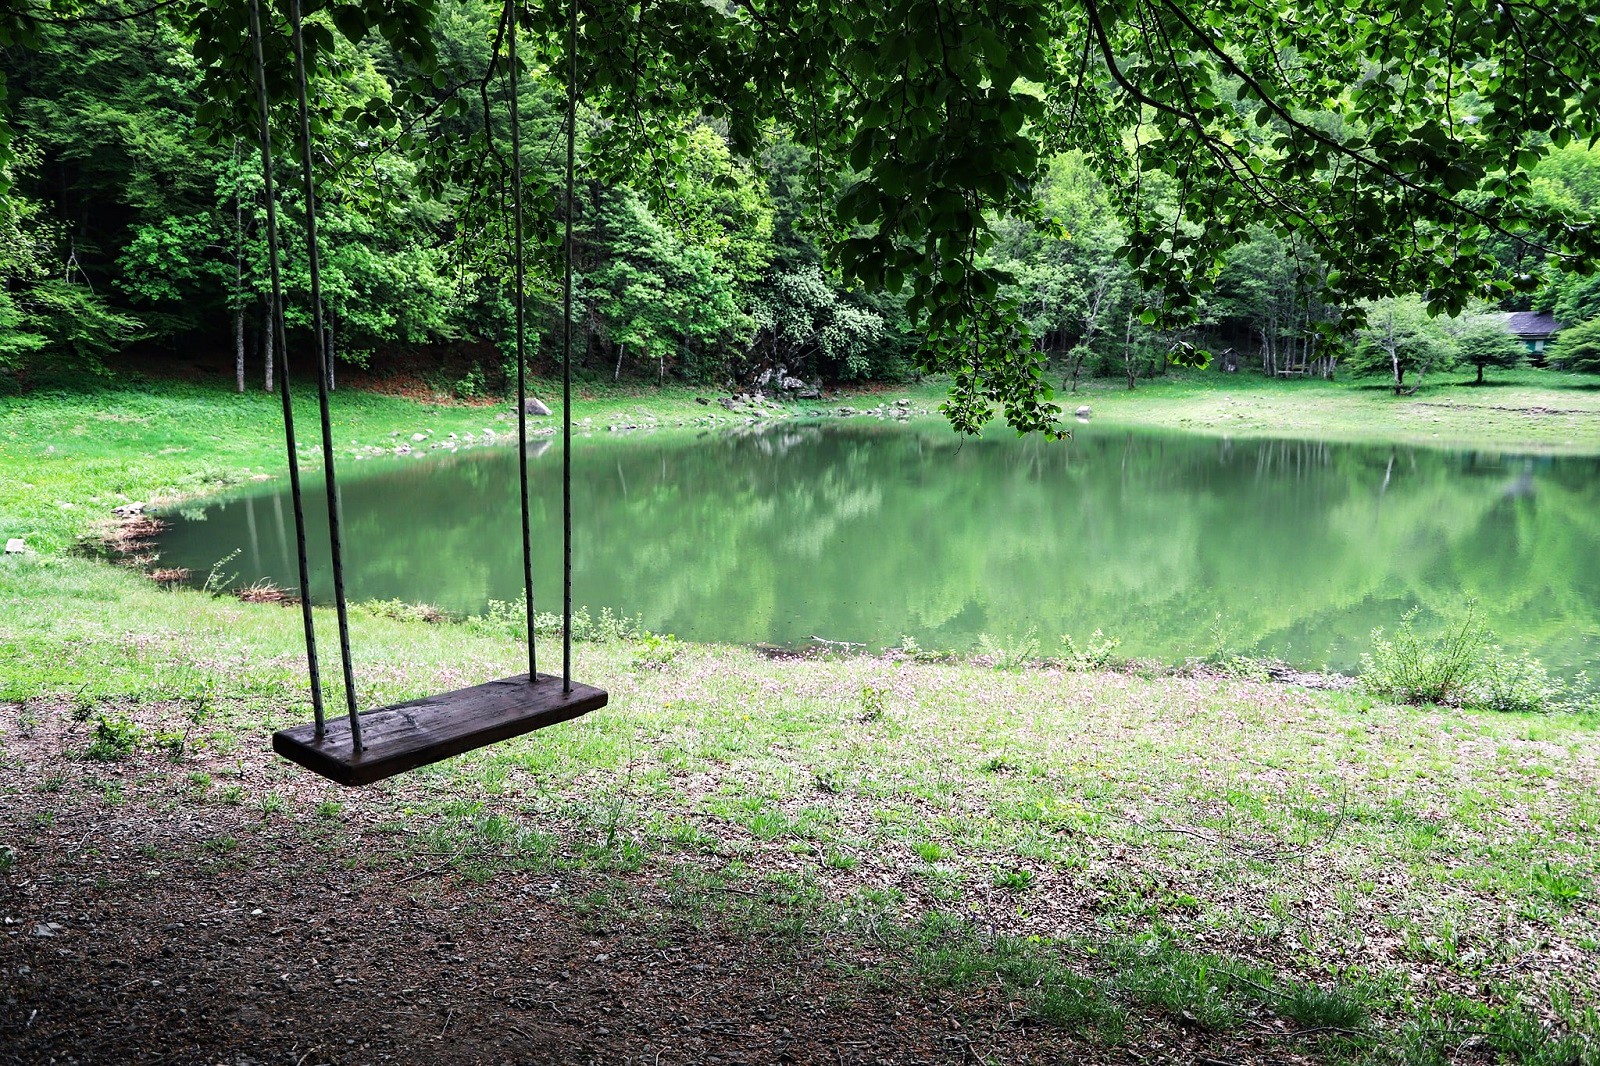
top-left (858, 684), bottom-right (889, 722)
top-left (85, 713), bottom-right (142, 761)
top-left (201, 548), bottom-right (242, 596)
top-left (894, 635), bottom-right (953, 663)
top-left (356, 598), bottom-right (447, 624)
top-left (812, 767), bottom-right (846, 794)
top-left (977, 626), bottom-right (1039, 671)
top-left (1469, 647), bottom-right (1562, 714)
top-left (632, 632), bottom-right (681, 671)
top-left (1060, 628), bottom-right (1121, 671)
top-left (993, 867), bottom-right (1036, 891)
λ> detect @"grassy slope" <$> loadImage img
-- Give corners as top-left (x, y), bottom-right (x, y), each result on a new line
top-left (906, 367), bottom-right (1600, 454)
top-left (4, 372), bottom-right (1600, 1060)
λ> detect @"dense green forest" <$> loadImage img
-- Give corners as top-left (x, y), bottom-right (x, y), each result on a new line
top-left (1, 1), bottom-right (1598, 420)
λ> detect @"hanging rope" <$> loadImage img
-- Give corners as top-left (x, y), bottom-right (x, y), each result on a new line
top-left (288, 0), bottom-right (362, 746)
top-left (562, 0), bottom-right (577, 693)
top-left (507, 0), bottom-right (539, 681)
top-left (248, 0), bottom-right (325, 737)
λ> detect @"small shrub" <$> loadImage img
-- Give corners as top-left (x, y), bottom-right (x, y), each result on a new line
top-left (1363, 601), bottom-right (1569, 713)
top-left (1361, 602), bottom-right (1490, 706)
top-left (858, 683), bottom-right (889, 722)
top-left (85, 713), bottom-right (142, 761)
top-left (632, 632), bottom-right (681, 670)
top-left (357, 598), bottom-right (447, 624)
top-left (1468, 647), bottom-right (1561, 714)
top-left (454, 364), bottom-right (487, 400)
top-left (469, 598), bottom-right (643, 644)
top-left (1060, 628), bottom-right (1121, 671)
top-left (895, 635), bottom-right (953, 663)
top-left (978, 626), bottom-right (1040, 671)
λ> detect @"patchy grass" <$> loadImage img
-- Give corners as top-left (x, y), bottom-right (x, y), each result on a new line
top-left (2, 556), bottom-right (1597, 1061)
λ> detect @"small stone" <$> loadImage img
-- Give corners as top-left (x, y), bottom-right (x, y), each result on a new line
top-left (4, 539), bottom-right (26, 555)
top-left (1075, 405), bottom-right (1092, 418)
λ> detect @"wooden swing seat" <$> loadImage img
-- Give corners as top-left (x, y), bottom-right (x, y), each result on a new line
top-left (273, 673), bottom-right (607, 786)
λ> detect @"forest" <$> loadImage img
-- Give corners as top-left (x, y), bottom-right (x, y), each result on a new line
top-left (2, 0), bottom-right (1598, 411)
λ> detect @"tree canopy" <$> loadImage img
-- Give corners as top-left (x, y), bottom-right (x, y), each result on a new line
top-left (1, 0), bottom-right (1597, 428)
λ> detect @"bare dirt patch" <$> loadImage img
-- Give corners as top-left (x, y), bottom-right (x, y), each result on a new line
top-left (0, 793), bottom-right (1210, 1066)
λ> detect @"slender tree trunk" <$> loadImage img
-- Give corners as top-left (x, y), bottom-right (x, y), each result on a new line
top-left (234, 172), bottom-right (246, 393)
top-left (614, 342), bottom-right (625, 382)
top-left (326, 312), bottom-right (336, 392)
top-left (234, 310), bottom-right (246, 393)
top-left (1476, 362), bottom-right (1484, 384)
top-left (263, 297), bottom-right (275, 393)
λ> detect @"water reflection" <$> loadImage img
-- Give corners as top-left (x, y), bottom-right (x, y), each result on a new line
top-left (155, 422), bottom-right (1600, 677)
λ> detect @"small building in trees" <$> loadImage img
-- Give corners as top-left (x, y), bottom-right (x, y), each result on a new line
top-left (1497, 311), bottom-right (1565, 363)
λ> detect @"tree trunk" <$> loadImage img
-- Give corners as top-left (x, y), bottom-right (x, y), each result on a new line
top-left (614, 342), bottom-right (625, 382)
top-left (326, 314), bottom-right (336, 392)
top-left (234, 310), bottom-right (246, 393)
top-left (234, 172), bottom-right (246, 394)
top-left (1476, 362), bottom-right (1484, 384)
top-left (263, 297), bottom-right (275, 393)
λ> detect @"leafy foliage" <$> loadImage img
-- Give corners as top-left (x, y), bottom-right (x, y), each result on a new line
top-left (2, 0), bottom-right (1598, 427)
top-left (1345, 297), bottom-right (1457, 394)
top-left (1550, 318), bottom-right (1600, 373)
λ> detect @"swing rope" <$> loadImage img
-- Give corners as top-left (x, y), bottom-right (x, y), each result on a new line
top-left (248, 0), bottom-right (325, 736)
top-left (561, 0), bottom-right (576, 693)
top-left (287, 0), bottom-right (362, 746)
top-left (507, 0), bottom-right (539, 680)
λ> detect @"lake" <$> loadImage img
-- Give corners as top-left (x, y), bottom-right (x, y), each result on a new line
top-left (155, 420), bottom-right (1600, 678)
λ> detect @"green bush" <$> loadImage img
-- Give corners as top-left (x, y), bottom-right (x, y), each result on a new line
top-left (1468, 647), bottom-right (1562, 714)
top-left (1362, 602), bottom-right (1564, 713)
top-left (1361, 604), bottom-right (1488, 706)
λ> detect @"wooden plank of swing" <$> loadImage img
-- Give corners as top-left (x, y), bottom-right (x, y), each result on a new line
top-left (272, 673), bottom-right (607, 787)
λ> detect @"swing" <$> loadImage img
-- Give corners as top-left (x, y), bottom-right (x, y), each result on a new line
top-left (248, 0), bottom-right (605, 786)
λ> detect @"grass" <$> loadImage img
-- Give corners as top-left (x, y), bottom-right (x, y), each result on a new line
top-left (3, 370), bottom-right (1600, 1060)
top-left (4, 554), bottom-right (1598, 1060)
top-left (901, 365), bottom-right (1600, 454)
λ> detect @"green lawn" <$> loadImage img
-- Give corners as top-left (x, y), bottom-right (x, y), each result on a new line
top-left (3, 372), bottom-right (1599, 1061)
top-left (904, 366), bottom-right (1600, 454)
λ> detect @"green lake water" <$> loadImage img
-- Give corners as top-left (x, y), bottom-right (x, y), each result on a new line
top-left (155, 420), bottom-right (1600, 677)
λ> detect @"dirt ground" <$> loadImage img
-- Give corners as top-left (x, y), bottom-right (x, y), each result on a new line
top-left (0, 776), bottom-right (1294, 1066)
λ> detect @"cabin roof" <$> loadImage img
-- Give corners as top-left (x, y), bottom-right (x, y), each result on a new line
top-left (1499, 311), bottom-right (1564, 338)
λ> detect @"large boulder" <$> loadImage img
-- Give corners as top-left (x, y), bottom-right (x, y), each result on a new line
top-left (523, 397), bottom-right (552, 417)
